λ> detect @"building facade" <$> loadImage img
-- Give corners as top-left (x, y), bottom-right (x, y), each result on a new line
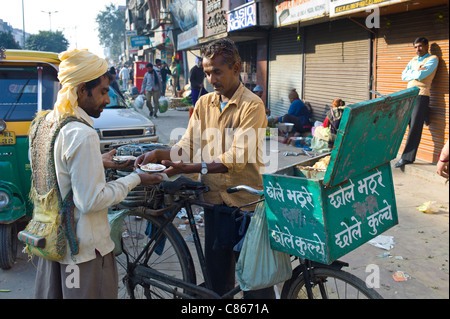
top-left (124, 0), bottom-right (449, 163)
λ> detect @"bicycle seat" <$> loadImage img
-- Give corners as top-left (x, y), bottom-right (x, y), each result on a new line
top-left (160, 175), bottom-right (209, 195)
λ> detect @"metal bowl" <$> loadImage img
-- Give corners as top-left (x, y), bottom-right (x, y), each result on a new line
top-left (277, 122), bottom-right (295, 132)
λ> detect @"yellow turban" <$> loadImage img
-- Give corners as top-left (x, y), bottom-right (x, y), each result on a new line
top-left (54, 49), bottom-right (108, 117)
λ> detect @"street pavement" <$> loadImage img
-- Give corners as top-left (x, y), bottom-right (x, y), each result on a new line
top-left (0, 107), bottom-right (448, 299)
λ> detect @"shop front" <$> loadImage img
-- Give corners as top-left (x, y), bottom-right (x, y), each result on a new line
top-left (227, 0), bottom-right (272, 98)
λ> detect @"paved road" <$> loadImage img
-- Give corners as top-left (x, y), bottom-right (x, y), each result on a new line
top-left (1, 109), bottom-right (448, 299)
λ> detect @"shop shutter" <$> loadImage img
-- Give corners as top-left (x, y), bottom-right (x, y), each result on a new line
top-left (376, 5), bottom-right (449, 163)
top-left (268, 28), bottom-right (303, 118)
top-left (303, 19), bottom-right (371, 122)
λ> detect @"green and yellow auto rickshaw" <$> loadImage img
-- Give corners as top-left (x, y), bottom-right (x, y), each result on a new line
top-left (0, 49), bottom-right (60, 269)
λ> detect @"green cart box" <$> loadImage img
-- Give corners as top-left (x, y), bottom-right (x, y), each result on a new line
top-left (263, 87), bottom-right (419, 264)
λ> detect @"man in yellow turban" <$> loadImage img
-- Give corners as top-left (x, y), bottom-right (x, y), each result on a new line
top-left (29, 49), bottom-right (162, 299)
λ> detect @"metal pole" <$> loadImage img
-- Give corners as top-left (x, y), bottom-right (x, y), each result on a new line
top-left (21, 0), bottom-right (25, 48)
top-left (41, 10), bottom-right (58, 31)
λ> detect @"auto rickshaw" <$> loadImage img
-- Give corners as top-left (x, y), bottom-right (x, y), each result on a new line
top-left (0, 48), bottom-right (60, 269)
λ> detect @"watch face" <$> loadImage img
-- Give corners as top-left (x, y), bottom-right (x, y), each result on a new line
top-left (201, 162), bottom-right (208, 174)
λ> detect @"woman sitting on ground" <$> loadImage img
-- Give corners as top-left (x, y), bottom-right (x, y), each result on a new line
top-left (323, 98), bottom-right (345, 147)
top-left (274, 88), bottom-right (312, 135)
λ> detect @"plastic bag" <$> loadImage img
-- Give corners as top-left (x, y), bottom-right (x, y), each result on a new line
top-left (159, 96), bottom-right (169, 113)
top-left (108, 209), bottom-right (130, 256)
top-left (235, 201), bottom-right (292, 291)
top-left (417, 201), bottom-right (439, 214)
top-left (134, 94), bottom-right (145, 109)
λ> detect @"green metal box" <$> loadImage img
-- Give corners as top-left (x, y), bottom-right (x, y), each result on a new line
top-left (263, 88), bottom-right (419, 264)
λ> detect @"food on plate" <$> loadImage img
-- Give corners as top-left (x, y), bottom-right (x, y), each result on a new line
top-left (139, 163), bottom-right (166, 173)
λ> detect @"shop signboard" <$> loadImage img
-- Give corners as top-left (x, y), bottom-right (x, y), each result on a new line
top-left (126, 30), bottom-right (138, 54)
top-left (330, 0), bottom-right (408, 17)
top-left (227, 2), bottom-right (257, 32)
top-left (274, 0), bottom-right (328, 27)
top-left (130, 36), bottom-right (151, 47)
top-left (205, 0), bottom-right (228, 37)
top-left (169, 0), bottom-right (198, 31)
top-left (178, 25), bottom-right (199, 50)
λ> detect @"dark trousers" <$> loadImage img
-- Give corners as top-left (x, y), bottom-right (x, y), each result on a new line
top-left (281, 114), bottom-right (307, 133)
top-left (204, 206), bottom-right (275, 299)
top-left (191, 88), bottom-right (207, 107)
top-left (401, 95), bottom-right (430, 162)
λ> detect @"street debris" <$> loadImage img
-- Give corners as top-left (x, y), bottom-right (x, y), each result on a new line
top-left (368, 235), bottom-right (395, 250)
top-left (176, 207), bottom-right (204, 228)
top-left (283, 151), bottom-right (301, 156)
top-left (417, 201), bottom-right (439, 214)
top-left (393, 271), bottom-right (410, 282)
top-left (377, 253), bottom-right (404, 260)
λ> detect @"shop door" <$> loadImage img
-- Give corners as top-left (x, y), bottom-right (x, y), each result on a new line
top-left (268, 27), bottom-right (303, 118)
top-left (303, 19), bottom-right (371, 122)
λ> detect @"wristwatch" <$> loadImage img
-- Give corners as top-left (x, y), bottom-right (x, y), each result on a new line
top-left (201, 162), bottom-right (208, 175)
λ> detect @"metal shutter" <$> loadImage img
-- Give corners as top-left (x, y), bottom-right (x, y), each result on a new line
top-left (303, 19), bottom-right (371, 122)
top-left (376, 5), bottom-right (449, 163)
top-left (268, 27), bottom-right (303, 118)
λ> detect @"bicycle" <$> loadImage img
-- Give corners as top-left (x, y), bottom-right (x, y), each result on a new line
top-left (109, 171), bottom-right (383, 299)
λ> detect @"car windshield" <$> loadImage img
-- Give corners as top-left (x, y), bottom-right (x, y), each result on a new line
top-left (0, 65), bottom-right (59, 121)
top-left (106, 86), bottom-right (127, 109)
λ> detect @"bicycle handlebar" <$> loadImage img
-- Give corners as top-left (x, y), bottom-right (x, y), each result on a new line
top-left (226, 185), bottom-right (264, 197)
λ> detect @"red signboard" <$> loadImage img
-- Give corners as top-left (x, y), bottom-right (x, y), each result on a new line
top-left (134, 61), bottom-right (148, 92)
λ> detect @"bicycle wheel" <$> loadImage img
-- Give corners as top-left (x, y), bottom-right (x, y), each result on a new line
top-left (282, 267), bottom-right (383, 299)
top-left (116, 211), bottom-right (196, 299)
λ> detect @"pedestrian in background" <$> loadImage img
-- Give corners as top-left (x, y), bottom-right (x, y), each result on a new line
top-left (141, 63), bottom-right (161, 118)
top-left (395, 37), bottom-right (439, 168)
top-left (190, 56), bottom-right (207, 106)
top-left (108, 66), bottom-right (125, 99)
top-left (119, 63), bottom-right (130, 92)
top-left (159, 61), bottom-right (171, 96)
top-left (170, 60), bottom-right (180, 97)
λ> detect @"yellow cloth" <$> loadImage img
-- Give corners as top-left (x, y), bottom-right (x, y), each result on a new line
top-left (54, 49), bottom-right (108, 117)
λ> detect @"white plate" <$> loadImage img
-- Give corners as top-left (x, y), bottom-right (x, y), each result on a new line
top-left (139, 163), bottom-right (166, 173)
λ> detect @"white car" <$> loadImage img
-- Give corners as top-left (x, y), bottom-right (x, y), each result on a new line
top-left (93, 86), bottom-right (158, 153)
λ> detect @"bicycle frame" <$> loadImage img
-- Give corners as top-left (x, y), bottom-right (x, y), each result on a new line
top-left (124, 195), bottom-right (225, 299)
top-left (120, 184), bottom-right (369, 300)
top-left (124, 188), bottom-right (267, 299)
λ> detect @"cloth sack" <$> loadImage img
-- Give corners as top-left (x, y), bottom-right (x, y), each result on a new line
top-left (311, 126), bottom-right (332, 153)
top-left (18, 116), bottom-right (84, 261)
top-left (235, 201), bottom-right (292, 291)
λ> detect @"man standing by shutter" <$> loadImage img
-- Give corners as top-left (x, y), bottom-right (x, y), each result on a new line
top-left (395, 37), bottom-right (438, 168)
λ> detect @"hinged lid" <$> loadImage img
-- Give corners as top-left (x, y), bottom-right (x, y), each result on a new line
top-left (323, 87), bottom-right (419, 187)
